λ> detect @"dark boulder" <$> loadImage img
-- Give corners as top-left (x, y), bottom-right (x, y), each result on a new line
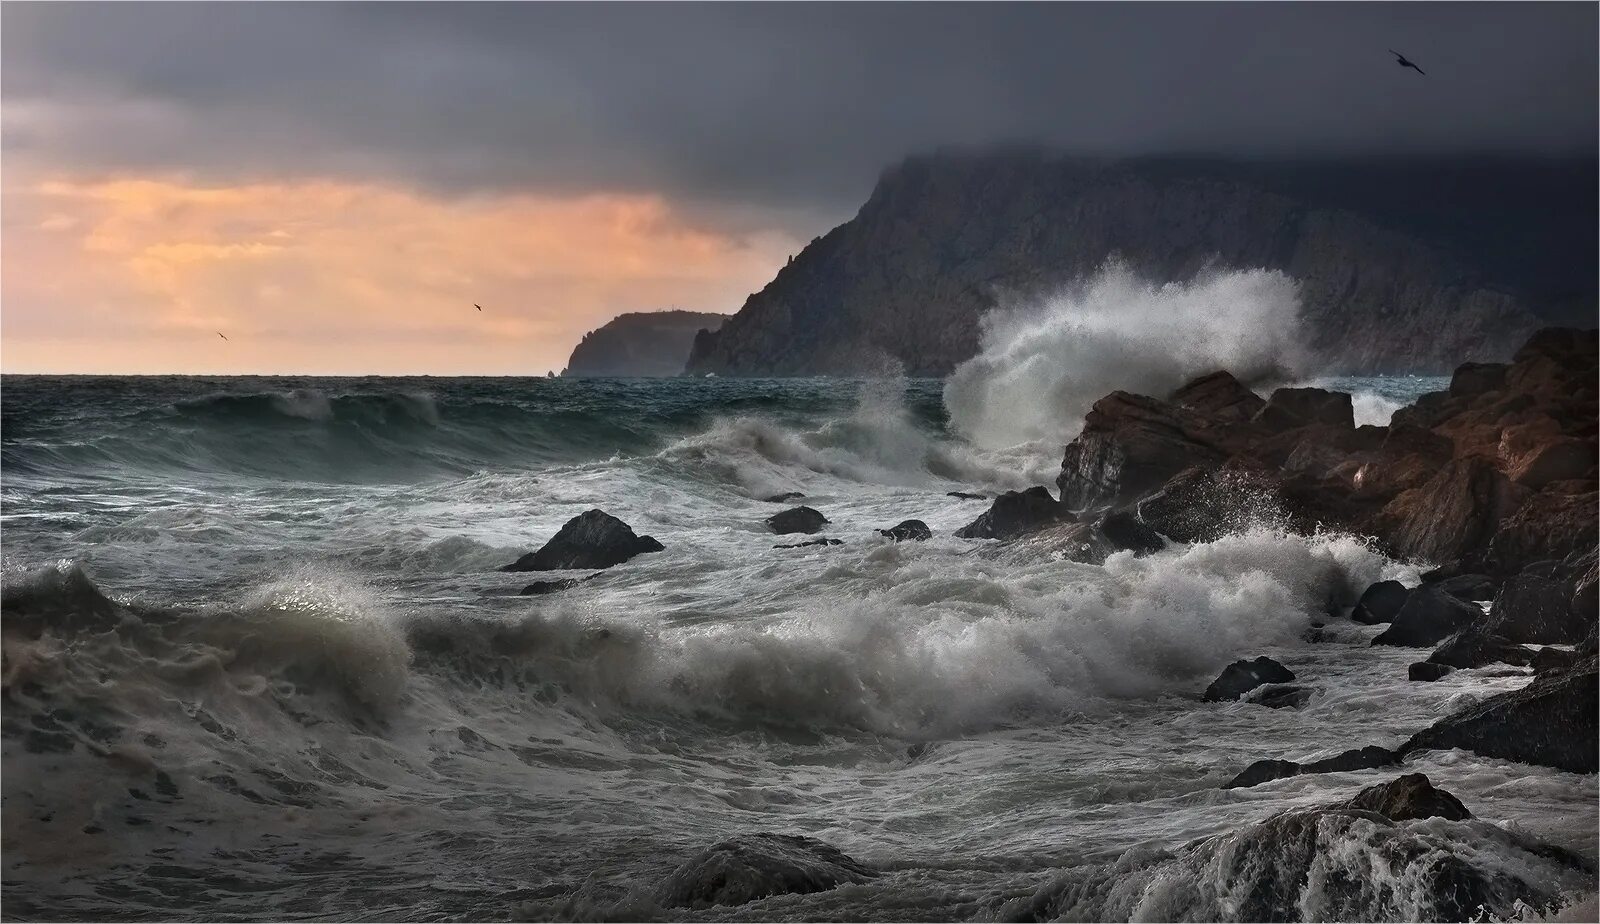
top-left (502, 510), bottom-right (664, 572)
top-left (653, 833), bottom-right (876, 910)
top-left (954, 487), bottom-right (1073, 540)
top-left (1430, 573), bottom-right (1500, 603)
top-left (762, 492), bottom-right (805, 503)
top-left (946, 491), bottom-right (986, 500)
top-left (1252, 387), bottom-right (1354, 432)
top-left (878, 519), bottom-right (932, 542)
top-left (766, 506), bottom-right (829, 535)
top-left (1056, 392), bottom-right (1235, 511)
top-left (1401, 657), bottom-right (1597, 773)
top-left (1375, 458), bottom-right (1526, 566)
top-left (520, 578), bottom-right (582, 595)
top-left (1135, 465), bottom-right (1286, 544)
top-left (775, 537), bottom-right (843, 549)
top-left (1203, 656), bottom-right (1295, 702)
top-left (1488, 573), bottom-right (1591, 644)
top-left (1351, 580), bottom-right (1409, 624)
top-left (1169, 370), bottom-right (1265, 423)
top-left (1409, 662), bottom-right (1455, 682)
top-left (1342, 773), bottom-right (1471, 822)
top-left (1530, 647), bottom-right (1583, 674)
top-left (1097, 510), bottom-right (1166, 555)
top-left (1448, 362), bottom-right (1509, 399)
top-left (1225, 746), bottom-right (1397, 789)
top-left (1248, 684), bottom-right (1312, 709)
top-left (1426, 626), bottom-right (1533, 670)
top-left (1372, 586), bottom-right (1483, 648)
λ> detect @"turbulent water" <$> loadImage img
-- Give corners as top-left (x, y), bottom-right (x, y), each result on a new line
top-left (3, 373), bottom-right (1594, 922)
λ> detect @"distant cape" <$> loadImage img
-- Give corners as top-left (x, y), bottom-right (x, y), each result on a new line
top-left (562, 310), bottom-right (728, 377)
top-left (687, 150), bottom-right (1596, 377)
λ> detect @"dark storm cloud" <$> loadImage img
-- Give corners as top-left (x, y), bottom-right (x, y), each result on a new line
top-left (4, 2), bottom-right (1595, 220)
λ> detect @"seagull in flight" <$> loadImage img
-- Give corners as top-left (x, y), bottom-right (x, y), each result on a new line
top-left (1389, 50), bottom-right (1426, 75)
top-left (474, 303), bottom-right (483, 312)
top-left (217, 332), bottom-right (229, 341)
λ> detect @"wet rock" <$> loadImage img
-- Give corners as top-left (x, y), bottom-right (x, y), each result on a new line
top-left (1448, 362), bottom-right (1509, 399)
top-left (1224, 745), bottom-right (1397, 789)
top-left (946, 491), bottom-right (986, 500)
top-left (1169, 370), bottom-right (1265, 423)
top-left (1056, 392), bottom-right (1236, 511)
top-left (954, 487), bottom-right (1073, 540)
top-left (1371, 586), bottom-right (1482, 648)
top-left (502, 510), bottom-right (664, 572)
top-left (1426, 626), bottom-right (1532, 670)
top-left (1252, 387), bottom-right (1354, 432)
top-left (1429, 573), bottom-right (1499, 602)
top-left (774, 537), bottom-right (843, 549)
top-left (1248, 684), bottom-right (1311, 709)
top-left (762, 492), bottom-right (805, 503)
top-left (1489, 573), bottom-right (1591, 644)
top-left (1409, 662), bottom-right (1454, 682)
top-left (1376, 458), bottom-right (1526, 566)
top-left (1401, 656), bottom-right (1597, 773)
top-left (878, 519), bottom-right (932, 542)
top-left (1096, 510), bottom-right (1165, 555)
top-left (1351, 580), bottom-right (1409, 624)
top-left (766, 506), bottom-right (829, 535)
top-left (653, 833), bottom-right (876, 909)
top-left (1203, 656), bottom-right (1295, 702)
top-left (1341, 773), bottom-right (1471, 822)
top-left (1485, 488), bottom-right (1598, 575)
top-left (519, 578), bottom-right (581, 596)
top-left (1530, 647), bottom-right (1582, 674)
top-left (1135, 465), bottom-right (1286, 544)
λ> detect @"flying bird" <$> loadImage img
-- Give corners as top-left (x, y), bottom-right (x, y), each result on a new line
top-left (1389, 50), bottom-right (1425, 75)
top-left (217, 332), bottom-right (229, 341)
top-left (474, 303), bottom-right (483, 312)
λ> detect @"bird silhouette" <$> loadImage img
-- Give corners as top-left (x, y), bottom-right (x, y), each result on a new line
top-left (1389, 50), bottom-right (1426, 75)
top-left (217, 332), bottom-right (229, 341)
top-left (474, 303), bottom-right (483, 312)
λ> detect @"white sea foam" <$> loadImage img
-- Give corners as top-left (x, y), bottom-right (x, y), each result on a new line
top-left (945, 262), bottom-right (1311, 449)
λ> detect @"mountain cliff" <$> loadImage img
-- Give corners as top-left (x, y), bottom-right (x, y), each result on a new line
top-left (687, 152), bottom-right (1596, 376)
top-left (562, 311), bottom-right (727, 377)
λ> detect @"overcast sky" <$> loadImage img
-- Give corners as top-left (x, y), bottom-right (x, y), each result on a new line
top-left (3, 2), bottom-right (1595, 373)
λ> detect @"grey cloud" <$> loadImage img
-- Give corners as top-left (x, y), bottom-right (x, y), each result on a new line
top-left (4, 1), bottom-right (1595, 226)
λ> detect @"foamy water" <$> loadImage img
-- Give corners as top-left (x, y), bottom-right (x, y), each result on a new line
top-left (2, 365), bottom-right (1588, 921)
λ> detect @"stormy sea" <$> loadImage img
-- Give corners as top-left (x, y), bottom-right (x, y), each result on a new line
top-left (4, 356), bottom-right (1596, 922)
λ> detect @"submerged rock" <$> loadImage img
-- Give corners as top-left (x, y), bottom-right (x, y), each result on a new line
top-left (1351, 580), bottom-right (1409, 624)
top-left (1409, 661), bottom-right (1455, 682)
top-left (946, 491), bottom-right (986, 500)
top-left (954, 487), bottom-right (1073, 540)
top-left (1096, 510), bottom-right (1166, 555)
top-left (1247, 684), bottom-right (1312, 710)
top-left (1202, 656), bottom-right (1295, 702)
top-left (774, 537), bottom-right (843, 549)
top-left (1371, 586), bottom-right (1482, 647)
top-left (762, 492), bottom-right (805, 503)
top-left (653, 833), bottom-right (876, 909)
top-left (1225, 745), bottom-right (1397, 789)
top-left (878, 519), bottom-right (932, 542)
top-left (1402, 656), bottom-right (1597, 773)
top-left (519, 578), bottom-right (582, 595)
top-left (502, 510), bottom-right (663, 572)
top-left (766, 506), bottom-right (829, 535)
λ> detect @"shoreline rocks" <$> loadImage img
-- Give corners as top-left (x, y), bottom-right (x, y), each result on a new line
top-left (653, 833), bottom-right (875, 910)
top-left (954, 487), bottom-right (1074, 540)
top-left (502, 510), bottom-right (663, 572)
top-left (1203, 656), bottom-right (1295, 702)
top-left (767, 506), bottom-right (829, 535)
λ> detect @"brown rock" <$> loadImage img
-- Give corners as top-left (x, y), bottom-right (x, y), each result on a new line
top-left (1056, 392), bottom-right (1235, 511)
top-left (1374, 458), bottom-right (1527, 565)
top-left (1253, 387), bottom-right (1355, 432)
top-left (1169, 371), bottom-right (1265, 423)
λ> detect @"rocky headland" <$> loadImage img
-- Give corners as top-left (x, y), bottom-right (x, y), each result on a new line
top-left (562, 310), bottom-right (727, 377)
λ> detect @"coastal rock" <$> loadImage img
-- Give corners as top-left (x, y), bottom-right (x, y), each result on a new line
top-left (1246, 684), bottom-right (1312, 710)
top-left (1341, 773), bottom-right (1471, 822)
top-left (954, 487), bottom-right (1073, 540)
top-left (1401, 657), bottom-right (1598, 773)
top-left (561, 310), bottom-right (727, 377)
top-left (1203, 656), bottom-right (1295, 702)
top-left (1225, 746), bottom-right (1397, 789)
top-left (1351, 580), bottom-right (1409, 625)
top-left (1485, 573), bottom-right (1590, 644)
top-left (1252, 387), bottom-right (1354, 432)
top-left (653, 833), bottom-right (875, 909)
top-left (1134, 465), bottom-right (1285, 544)
top-left (946, 491), bottom-right (986, 500)
top-left (502, 510), bottom-right (663, 572)
top-left (519, 578), bottom-right (582, 595)
top-left (762, 492), bottom-right (805, 503)
top-left (878, 519), bottom-right (931, 542)
top-left (1096, 510), bottom-right (1166, 555)
top-left (1429, 573), bottom-right (1499, 602)
top-left (1371, 586), bottom-right (1483, 648)
top-left (1056, 392), bottom-right (1234, 511)
top-left (1448, 362), bottom-right (1509, 399)
top-left (1485, 488), bottom-right (1599, 575)
top-left (766, 506), bottom-right (829, 535)
top-left (1375, 458), bottom-right (1525, 566)
top-left (1530, 647), bottom-right (1583, 674)
top-left (775, 537), bottom-right (842, 549)
top-left (1168, 370), bottom-right (1265, 423)
top-left (1409, 662), bottom-right (1454, 682)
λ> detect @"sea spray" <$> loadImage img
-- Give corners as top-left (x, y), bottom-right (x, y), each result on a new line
top-left (944, 262), bottom-right (1312, 449)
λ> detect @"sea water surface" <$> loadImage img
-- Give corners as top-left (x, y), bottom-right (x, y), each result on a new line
top-left (2, 374), bottom-right (1594, 921)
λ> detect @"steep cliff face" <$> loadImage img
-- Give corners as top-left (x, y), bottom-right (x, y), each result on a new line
top-left (687, 152), bottom-right (1594, 376)
top-left (562, 311), bottom-right (727, 377)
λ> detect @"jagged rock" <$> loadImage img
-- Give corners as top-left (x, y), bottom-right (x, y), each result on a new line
top-left (954, 487), bottom-right (1073, 540)
top-left (653, 833), bottom-right (876, 909)
top-left (877, 519), bottom-right (931, 542)
top-left (1253, 387), bottom-right (1354, 432)
top-left (1507, 438), bottom-right (1595, 489)
top-left (1135, 465), bottom-right (1286, 544)
top-left (1203, 657), bottom-right (1295, 702)
top-left (1376, 458), bottom-right (1526, 566)
top-left (1401, 656), bottom-right (1597, 773)
top-left (1530, 647), bottom-right (1582, 674)
top-left (762, 492), bottom-right (805, 503)
top-left (775, 537), bottom-right (843, 549)
top-left (1448, 362), bottom-right (1509, 399)
top-left (502, 510), bottom-right (664, 572)
top-left (561, 310), bottom-right (727, 377)
top-left (1486, 573), bottom-right (1591, 644)
top-left (1096, 510), bottom-right (1165, 554)
top-left (1169, 371), bottom-right (1265, 423)
top-left (1351, 580), bottom-right (1409, 624)
top-left (1486, 488), bottom-right (1598, 574)
top-left (1056, 392), bottom-right (1234, 511)
top-left (1409, 662), bottom-right (1454, 682)
top-left (1225, 746), bottom-right (1397, 789)
top-left (766, 506), bottom-right (829, 535)
top-left (519, 578), bottom-right (581, 595)
top-left (1342, 773), bottom-right (1471, 822)
top-left (1372, 586), bottom-right (1483, 648)
top-left (1429, 573), bottom-right (1499, 602)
